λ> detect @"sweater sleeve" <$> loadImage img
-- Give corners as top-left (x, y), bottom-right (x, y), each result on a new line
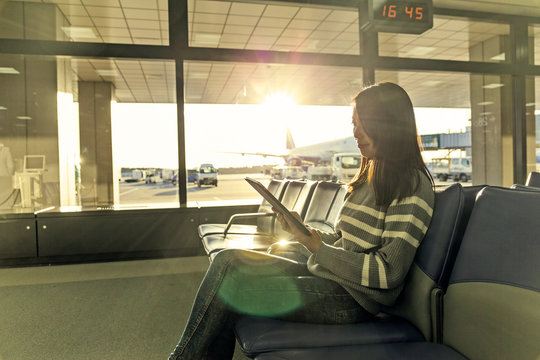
top-left (307, 184), bottom-right (434, 290)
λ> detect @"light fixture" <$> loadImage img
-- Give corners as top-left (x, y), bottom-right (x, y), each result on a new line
top-left (61, 26), bottom-right (97, 39)
top-left (96, 69), bottom-right (119, 77)
top-left (0, 106), bottom-right (7, 110)
top-left (16, 116), bottom-right (32, 120)
top-left (0, 67), bottom-right (20, 74)
top-left (422, 80), bottom-right (442, 86)
top-left (192, 33), bottom-right (221, 46)
top-left (406, 46), bottom-right (435, 56)
top-left (490, 53), bottom-right (506, 61)
top-left (189, 72), bottom-right (209, 79)
top-left (483, 83), bottom-right (504, 89)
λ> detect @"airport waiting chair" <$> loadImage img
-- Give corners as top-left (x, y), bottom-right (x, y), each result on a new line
top-left (235, 184), bottom-right (482, 358)
top-left (198, 179), bottom-right (287, 239)
top-left (525, 171), bottom-right (540, 188)
top-left (266, 181), bottom-right (347, 259)
top-left (510, 183), bottom-right (540, 192)
top-left (202, 180), bottom-right (317, 257)
top-left (253, 186), bottom-right (540, 360)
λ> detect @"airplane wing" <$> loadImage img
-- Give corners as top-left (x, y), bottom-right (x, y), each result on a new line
top-left (221, 151), bottom-right (288, 159)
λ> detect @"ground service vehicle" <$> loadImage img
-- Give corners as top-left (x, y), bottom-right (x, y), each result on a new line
top-left (430, 157), bottom-right (472, 182)
top-left (331, 153), bottom-right (362, 182)
top-left (196, 164), bottom-right (218, 187)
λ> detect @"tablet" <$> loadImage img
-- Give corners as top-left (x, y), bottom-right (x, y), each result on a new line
top-left (245, 177), bottom-right (312, 236)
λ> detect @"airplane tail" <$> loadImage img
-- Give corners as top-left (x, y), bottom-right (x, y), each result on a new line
top-left (286, 128), bottom-right (295, 150)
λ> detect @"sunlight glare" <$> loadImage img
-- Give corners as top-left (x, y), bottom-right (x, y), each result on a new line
top-left (264, 92), bottom-right (296, 108)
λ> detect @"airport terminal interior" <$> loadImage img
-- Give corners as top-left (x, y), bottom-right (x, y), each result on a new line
top-left (0, 0), bottom-right (540, 358)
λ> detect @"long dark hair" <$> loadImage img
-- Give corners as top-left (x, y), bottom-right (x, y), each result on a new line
top-left (348, 82), bottom-right (433, 206)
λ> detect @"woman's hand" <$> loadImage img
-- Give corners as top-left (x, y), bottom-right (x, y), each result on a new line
top-left (273, 208), bottom-right (322, 253)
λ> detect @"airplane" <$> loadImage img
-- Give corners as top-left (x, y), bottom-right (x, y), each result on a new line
top-left (231, 128), bottom-right (360, 166)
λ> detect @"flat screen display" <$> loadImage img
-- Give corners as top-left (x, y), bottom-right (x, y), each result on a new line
top-left (24, 155), bottom-right (45, 171)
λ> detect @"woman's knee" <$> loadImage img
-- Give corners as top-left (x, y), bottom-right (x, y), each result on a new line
top-left (212, 248), bottom-right (272, 267)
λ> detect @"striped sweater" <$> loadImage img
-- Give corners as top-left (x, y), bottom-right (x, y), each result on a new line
top-left (307, 173), bottom-right (434, 314)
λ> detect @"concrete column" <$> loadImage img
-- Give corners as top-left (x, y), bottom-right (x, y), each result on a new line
top-left (470, 36), bottom-right (513, 186)
top-left (78, 82), bottom-right (115, 206)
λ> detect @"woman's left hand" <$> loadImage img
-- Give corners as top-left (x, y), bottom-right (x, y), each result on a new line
top-left (273, 208), bottom-right (323, 253)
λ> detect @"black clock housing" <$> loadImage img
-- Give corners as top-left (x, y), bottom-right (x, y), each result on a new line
top-left (360, 0), bottom-right (433, 34)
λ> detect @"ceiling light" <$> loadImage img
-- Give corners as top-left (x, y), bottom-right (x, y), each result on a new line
top-left (406, 46), bottom-right (435, 56)
top-left (477, 101), bottom-right (494, 106)
top-left (61, 26), bottom-right (97, 39)
top-left (193, 33), bottom-right (221, 46)
top-left (526, 102), bottom-right (536, 107)
top-left (16, 116), bottom-right (32, 120)
top-left (0, 67), bottom-right (20, 74)
top-left (483, 83), bottom-right (504, 89)
top-left (96, 69), bottom-right (119, 77)
top-left (490, 53), bottom-right (506, 61)
top-left (189, 72), bottom-right (209, 79)
top-left (0, 106), bottom-right (7, 110)
top-left (423, 80), bottom-right (442, 86)
top-left (146, 74), bottom-right (164, 79)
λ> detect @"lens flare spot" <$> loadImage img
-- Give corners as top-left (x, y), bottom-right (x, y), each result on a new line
top-left (218, 264), bottom-right (303, 317)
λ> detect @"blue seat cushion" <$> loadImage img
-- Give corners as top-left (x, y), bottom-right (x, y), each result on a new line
top-left (235, 315), bottom-right (424, 357)
top-left (254, 342), bottom-right (467, 360)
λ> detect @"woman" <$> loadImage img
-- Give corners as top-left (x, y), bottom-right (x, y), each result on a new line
top-left (168, 82), bottom-right (435, 359)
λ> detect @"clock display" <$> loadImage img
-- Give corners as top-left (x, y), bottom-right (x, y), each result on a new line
top-left (374, 2), bottom-right (430, 23)
top-left (360, 0), bottom-right (433, 34)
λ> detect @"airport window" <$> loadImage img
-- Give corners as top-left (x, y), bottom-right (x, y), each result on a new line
top-left (184, 60), bottom-right (362, 205)
top-left (0, 54), bottom-right (178, 213)
top-left (0, 0), bottom-right (169, 45)
top-left (533, 25), bottom-right (540, 65)
top-left (376, 69), bottom-right (508, 186)
top-left (377, 69), bottom-right (526, 187)
top-left (188, 0), bottom-right (360, 55)
top-left (530, 77), bottom-right (540, 174)
top-left (379, 15), bottom-right (510, 62)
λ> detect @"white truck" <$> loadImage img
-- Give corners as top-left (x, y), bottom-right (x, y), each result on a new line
top-left (429, 157), bottom-right (472, 182)
top-left (196, 163), bottom-right (218, 187)
top-left (270, 165), bottom-right (307, 180)
top-left (331, 153), bottom-right (362, 183)
top-left (124, 169), bottom-right (146, 183)
top-left (304, 153), bottom-right (362, 183)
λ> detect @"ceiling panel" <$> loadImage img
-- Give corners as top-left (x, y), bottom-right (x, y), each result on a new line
top-left (4, 0), bottom-right (539, 106)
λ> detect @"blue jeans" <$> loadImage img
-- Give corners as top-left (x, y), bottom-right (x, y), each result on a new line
top-left (168, 249), bottom-right (372, 360)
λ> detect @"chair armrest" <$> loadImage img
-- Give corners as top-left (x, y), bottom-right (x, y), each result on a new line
top-left (224, 212), bottom-right (275, 237)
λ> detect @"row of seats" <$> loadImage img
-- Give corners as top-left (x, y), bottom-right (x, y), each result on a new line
top-left (198, 179), bottom-right (540, 359)
top-left (199, 179), bottom-right (347, 259)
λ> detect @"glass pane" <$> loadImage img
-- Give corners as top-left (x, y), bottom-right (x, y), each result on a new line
top-left (375, 71), bottom-right (472, 186)
top-left (531, 77), bottom-right (540, 175)
top-left (188, 0), bottom-right (360, 55)
top-left (377, 70), bottom-right (522, 187)
top-left (184, 60), bottom-right (363, 206)
top-left (0, 55), bottom-right (177, 213)
top-left (379, 16), bottom-right (510, 62)
top-left (0, 0), bottom-right (168, 45)
top-left (532, 25), bottom-right (540, 65)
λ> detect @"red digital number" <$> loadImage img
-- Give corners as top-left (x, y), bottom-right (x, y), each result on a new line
top-left (415, 7), bottom-right (423, 20)
top-left (388, 4), bottom-right (397, 17)
top-left (405, 7), bottom-right (413, 18)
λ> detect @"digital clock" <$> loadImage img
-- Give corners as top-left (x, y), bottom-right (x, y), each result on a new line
top-left (360, 0), bottom-right (433, 34)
